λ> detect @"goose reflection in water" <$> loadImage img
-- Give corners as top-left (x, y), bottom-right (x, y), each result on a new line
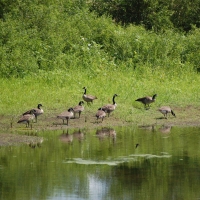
top-left (28, 138), bottom-right (44, 148)
top-left (138, 124), bottom-right (156, 132)
top-left (159, 125), bottom-right (172, 134)
top-left (73, 129), bottom-right (85, 142)
top-left (59, 130), bottom-right (73, 144)
top-left (96, 127), bottom-right (116, 141)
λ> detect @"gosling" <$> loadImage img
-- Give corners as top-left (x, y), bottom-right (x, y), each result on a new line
top-left (95, 108), bottom-right (106, 123)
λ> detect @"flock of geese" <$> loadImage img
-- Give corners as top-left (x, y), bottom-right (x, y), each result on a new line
top-left (17, 87), bottom-right (176, 128)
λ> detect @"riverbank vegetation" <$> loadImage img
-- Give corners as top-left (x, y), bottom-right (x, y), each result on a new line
top-left (0, 0), bottom-right (200, 127)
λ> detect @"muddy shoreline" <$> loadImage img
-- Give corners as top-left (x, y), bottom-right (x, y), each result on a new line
top-left (0, 106), bottom-right (200, 146)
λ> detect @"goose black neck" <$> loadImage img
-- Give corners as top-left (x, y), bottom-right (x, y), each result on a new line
top-left (83, 88), bottom-right (86, 94)
top-left (171, 110), bottom-right (176, 117)
top-left (113, 95), bottom-right (116, 104)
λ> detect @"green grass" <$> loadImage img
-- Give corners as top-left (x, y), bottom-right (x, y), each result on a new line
top-left (1, 67), bottom-right (200, 125)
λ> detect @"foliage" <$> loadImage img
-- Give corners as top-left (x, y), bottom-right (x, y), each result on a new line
top-left (170, 0), bottom-right (200, 31)
top-left (89, 0), bottom-right (200, 32)
top-left (0, 0), bottom-right (200, 78)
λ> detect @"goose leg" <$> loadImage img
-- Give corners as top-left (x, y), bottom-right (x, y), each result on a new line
top-left (66, 118), bottom-right (69, 126)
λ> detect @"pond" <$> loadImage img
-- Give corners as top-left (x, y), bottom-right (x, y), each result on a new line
top-left (1, 125), bottom-right (200, 200)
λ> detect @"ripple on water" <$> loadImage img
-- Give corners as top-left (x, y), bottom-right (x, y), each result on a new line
top-left (63, 153), bottom-right (171, 166)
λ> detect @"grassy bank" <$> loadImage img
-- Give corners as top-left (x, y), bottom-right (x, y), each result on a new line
top-left (1, 1), bottom-right (200, 128)
top-left (1, 67), bottom-right (200, 128)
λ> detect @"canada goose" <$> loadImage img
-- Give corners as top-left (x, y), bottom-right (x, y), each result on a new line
top-left (82, 87), bottom-right (97, 104)
top-left (101, 94), bottom-right (118, 117)
top-left (18, 110), bottom-right (35, 128)
top-left (57, 108), bottom-right (74, 125)
top-left (23, 104), bottom-right (44, 122)
top-left (73, 101), bottom-right (84, 118)
top-left (95, 107), bottom-right (106, 123)
top-left (158, 106), bottom-right (176, 119)
top-left (136, 94), bottom-right (157, 108)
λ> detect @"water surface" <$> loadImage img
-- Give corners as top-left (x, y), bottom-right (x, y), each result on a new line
top-left (1, 125), bottom-right (200, 199)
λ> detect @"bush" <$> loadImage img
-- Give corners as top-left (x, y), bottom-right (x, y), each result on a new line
top-left (0, 0), bottom-right (199, 78)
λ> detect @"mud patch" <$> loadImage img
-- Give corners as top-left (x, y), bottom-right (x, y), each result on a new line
top-left (0, 105), bottom-right (200, 146)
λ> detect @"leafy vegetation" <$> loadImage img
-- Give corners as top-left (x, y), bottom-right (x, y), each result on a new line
top-left (0, 0), bottom-right (200, 78)
top-left (90, 0), bottom-right (200, 32)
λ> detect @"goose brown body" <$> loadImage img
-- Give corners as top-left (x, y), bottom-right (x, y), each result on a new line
top-left (57, 108), bottom-right (74, 125)
top-left (82, 87), bottom-right (97, 104)
top-left (18, 112), bottom-right (35, 127)
top-left (73, 101), bottom-right (84, 118)
top-left (158, 106), bottom-right (176, 119)
top-left (101, 94), bottom-right (118, 117)
top-left (23, 104), bottom-right (44, 122)
top-left (136, 94), bottom-right (157, 108)
top-left (95, 108), bottom-right (106, 122)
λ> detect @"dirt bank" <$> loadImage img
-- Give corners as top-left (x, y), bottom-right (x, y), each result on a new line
top-left (0, 105), bottom-right (200, 146)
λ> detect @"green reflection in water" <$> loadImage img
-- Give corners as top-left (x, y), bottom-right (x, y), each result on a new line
top-left (0, 126), bottom-right (200, 199)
